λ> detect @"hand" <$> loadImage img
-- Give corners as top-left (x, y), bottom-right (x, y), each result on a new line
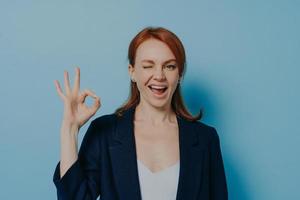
top-left (54, 67), bottom-right (101, 129)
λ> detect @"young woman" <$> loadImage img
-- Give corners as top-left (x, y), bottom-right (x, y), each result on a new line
top-left (53, 26), bottom-right (228, 200)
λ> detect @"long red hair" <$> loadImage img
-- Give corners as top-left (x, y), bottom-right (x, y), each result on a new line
top-left (114, 26), bottom-right (203, 121)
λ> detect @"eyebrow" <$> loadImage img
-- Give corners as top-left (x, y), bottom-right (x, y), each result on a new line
top-left (141, 59), bottom-right (177, 65)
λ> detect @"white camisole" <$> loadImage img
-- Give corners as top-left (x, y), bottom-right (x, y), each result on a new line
top-left (137, 159), bottom-right (180, 200)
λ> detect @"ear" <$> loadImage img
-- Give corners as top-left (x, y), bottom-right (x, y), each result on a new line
top-left (128, 64), bottom-right (135, 79)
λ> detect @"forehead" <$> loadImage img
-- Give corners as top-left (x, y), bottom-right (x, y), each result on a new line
top-left (135, 39), bottom-right (176, 63)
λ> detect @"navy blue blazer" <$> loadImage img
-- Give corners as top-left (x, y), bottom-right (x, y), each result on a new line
top-left (53, 106), bottom-right (228, 199)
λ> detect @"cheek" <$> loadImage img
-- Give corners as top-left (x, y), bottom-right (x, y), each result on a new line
top-left (135, 79), bottom-right (148, 91)
top-left (169, 80), bottom-right (180, 93)
top-left (167, 75), bottom-right (179, 86)
top-left (136, 72), bottom-right (151, 85)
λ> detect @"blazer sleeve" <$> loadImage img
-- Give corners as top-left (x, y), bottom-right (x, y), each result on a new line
top-left (53, 120), bottom-right (101, 200)
top-left (209, 128), bottom-right (228, 200)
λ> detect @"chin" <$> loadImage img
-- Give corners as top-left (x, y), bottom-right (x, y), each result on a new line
top-left (140, 90), bottom-right (172, 109)
top-left (149, 99), bottom-right (171, 109)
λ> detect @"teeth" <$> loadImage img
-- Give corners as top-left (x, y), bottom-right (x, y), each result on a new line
top-left (150, 85), bottom-right (167, 89)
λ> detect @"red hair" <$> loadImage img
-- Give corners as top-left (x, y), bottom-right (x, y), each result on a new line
top-left (114, 26), bottom-right (203, 121)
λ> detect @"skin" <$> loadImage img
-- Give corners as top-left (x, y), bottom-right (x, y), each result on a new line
top-left (54, 68), bottom-right (101, 178)
top-left (128, 38), bottom-right (180, 172)
top-left (128, 38), bottom-right (180, 124)
top-left (55, 38), bottom-right (181, 178)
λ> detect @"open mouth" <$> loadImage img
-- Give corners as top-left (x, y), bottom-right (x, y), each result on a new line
top-left (148, 85), bottom-right (168, 96)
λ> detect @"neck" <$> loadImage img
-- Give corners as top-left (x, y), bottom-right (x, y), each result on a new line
top-left (134, 101), bottom-right (176, 125)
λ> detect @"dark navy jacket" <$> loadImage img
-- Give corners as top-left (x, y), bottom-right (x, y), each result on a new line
top-left (53, 106), bottom-right (228, 199)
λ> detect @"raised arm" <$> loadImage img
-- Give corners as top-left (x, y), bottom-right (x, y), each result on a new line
top-left (54, 67), bottom-right (101, 177)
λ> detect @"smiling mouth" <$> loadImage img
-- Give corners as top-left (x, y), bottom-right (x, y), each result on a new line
top-left (148, 85), bottom-right (168, 95)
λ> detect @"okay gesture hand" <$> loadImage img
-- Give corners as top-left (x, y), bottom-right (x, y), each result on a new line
top-left (54, 67), bottom-right (101, 129)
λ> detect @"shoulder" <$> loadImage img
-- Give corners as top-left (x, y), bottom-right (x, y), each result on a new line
top-left (90, 112), bottom-right (117, 131)
top-left (80, 113), bottom-right (118, 146)
top-left (188, 120), bottom-right (220, 144)
top-left (93, 112), bottom-right (116, 124)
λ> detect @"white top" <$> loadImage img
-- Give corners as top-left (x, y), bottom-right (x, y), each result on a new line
top-left (137, 159), bottom-right (180, 200)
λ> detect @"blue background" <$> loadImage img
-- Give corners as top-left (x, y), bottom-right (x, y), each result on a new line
top-left (0, 1), bottom-right (299, 199)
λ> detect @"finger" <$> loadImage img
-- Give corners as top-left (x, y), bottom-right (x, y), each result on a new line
top-left (78, 89), bottom-right (98, 103)
top-left (54, 80), bottom-right (65, 100)
top-left (64, 70), bottom-right (71, 95)
top-left (78, 90), bottom-right (101, 115)
top-left (87, 94), bottom-right (101, 115)
top-left (73, 67), bottom-right (80, 94)
top-left (91, 95), bottom-right (101, 112)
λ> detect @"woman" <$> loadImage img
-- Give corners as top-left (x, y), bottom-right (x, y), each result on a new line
top-left (53, 26), bottom-right (228, 200)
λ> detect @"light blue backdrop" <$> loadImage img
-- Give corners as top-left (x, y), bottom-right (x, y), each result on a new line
top-left (0, 1), bottom-right (299, 199)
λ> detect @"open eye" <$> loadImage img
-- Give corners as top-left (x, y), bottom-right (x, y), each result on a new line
top-left (143, 66), bottom-right (153, 69)
top-left (165, 64), bottom-right (177, 70)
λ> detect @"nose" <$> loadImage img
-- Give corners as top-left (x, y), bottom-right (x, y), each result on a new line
top-left (153, 66), bottom-right (166, 80)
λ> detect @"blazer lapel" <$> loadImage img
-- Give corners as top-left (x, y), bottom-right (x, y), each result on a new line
top-left (109, 106), bottom-right (205, 200)
top-left (109, 106), bottom-right (142, 200)
top-left (175, 113), bottom-right (205, 200)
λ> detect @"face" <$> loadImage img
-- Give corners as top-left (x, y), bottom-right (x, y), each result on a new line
top-left (128, 38), bottom-right (180, 109)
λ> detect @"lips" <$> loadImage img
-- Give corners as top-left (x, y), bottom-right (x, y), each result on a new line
top-left (148, 85), bottom-right (168, 95)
